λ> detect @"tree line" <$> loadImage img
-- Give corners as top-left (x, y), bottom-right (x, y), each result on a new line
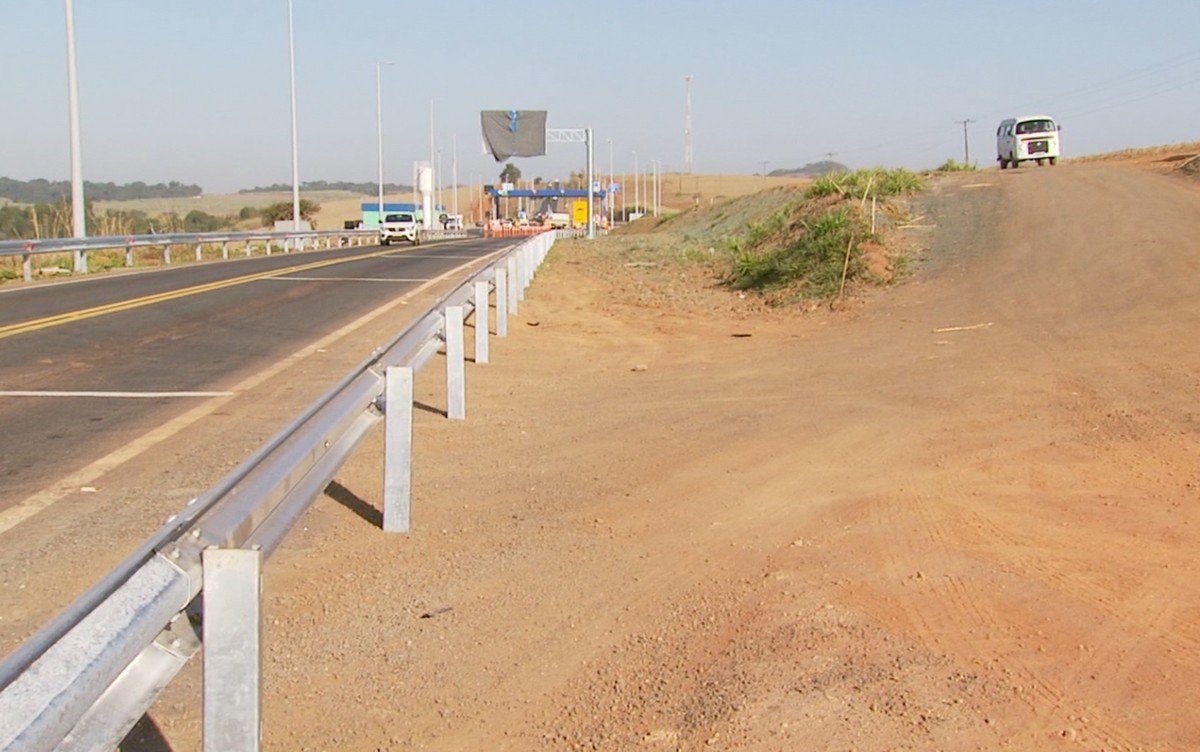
top-left (0, 200), bottom-right (320, 240)
top-left (0, 177), bottom-right (202, 204)
top-left (239, 180), bottom-right (411, 195)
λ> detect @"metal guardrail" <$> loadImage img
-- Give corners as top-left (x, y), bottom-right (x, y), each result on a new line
top-left (0, 226), bottom-right (482, 283)
top-left (0, 228), bottom-right (377, 282)
top-left (0, 230), bottom-right (555, 750)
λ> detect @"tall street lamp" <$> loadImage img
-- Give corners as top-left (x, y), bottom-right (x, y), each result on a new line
top-left (287, 0), bottom-right (300, 232)
top-left (632, 151), bottom-right (638, 215)
top-left (63, 0), bottom-right (86, 269)
top-left (376, 61), bottom-right (394, 230)
top-left (452, 134), bottom-right (458, 217)
top-left (606, 138), bottom-right (613, 221)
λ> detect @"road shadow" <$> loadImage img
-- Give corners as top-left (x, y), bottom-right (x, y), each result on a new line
top-left (118, 714), bottom-right (172, 751)
top-left (325, 481), bottom-right (382, 528)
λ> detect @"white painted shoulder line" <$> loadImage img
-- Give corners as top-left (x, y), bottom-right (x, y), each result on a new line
top-left (0, 390), bottom-right (234, 398)
top-left (264, 276), bottom-right (434, 283)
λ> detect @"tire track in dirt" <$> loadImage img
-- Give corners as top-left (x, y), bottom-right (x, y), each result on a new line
top-left (952, 504), bottom-right (1192, 750)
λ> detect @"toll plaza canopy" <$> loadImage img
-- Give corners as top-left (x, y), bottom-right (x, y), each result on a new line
top-left (482, 186), bottom-right (606, 199)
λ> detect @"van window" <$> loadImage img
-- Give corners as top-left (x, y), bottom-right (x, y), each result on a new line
top-left (1016, 119), bottom-right (1055, 135)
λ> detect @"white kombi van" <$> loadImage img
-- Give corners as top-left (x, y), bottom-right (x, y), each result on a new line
top-left (996, 115), bottom-right (1061, 169)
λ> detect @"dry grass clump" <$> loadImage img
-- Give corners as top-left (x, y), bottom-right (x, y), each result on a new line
top-left (557, 169), bottom-right (924, 312)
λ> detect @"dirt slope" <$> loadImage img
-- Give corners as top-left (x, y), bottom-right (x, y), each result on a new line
top-left (131, 162), bottom-right (1200, 751)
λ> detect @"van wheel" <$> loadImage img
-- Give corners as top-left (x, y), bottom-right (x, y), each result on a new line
top-left (999, 158), bottom-right (1008, 170)
top-left (1037, 158), bottom-right (1045, 166)
top-left (1011, 158), bottom-right (1019, 169)
top-left (1049, 157), bottom-right (1058, 166)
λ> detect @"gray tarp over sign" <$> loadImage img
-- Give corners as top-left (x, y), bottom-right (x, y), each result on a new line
top-left (480, 110), bottom-right (547, 162)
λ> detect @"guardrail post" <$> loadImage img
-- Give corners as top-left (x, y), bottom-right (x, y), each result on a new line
top-left (74, 248), bottom-right (87, 275)
top-left (202, 547), bottom-right (262, 752)
top-left (222, 241), bottom-right (229, 260)
top-left (515, 251), bottom-right (527, 303)
top-left (194, 240), bottom-right (203, 262)
top-left (506, 257), bottom-right (519, 315)
top-left (244, 240), bottom-right (252, 257)
top-left (265, 239), bottom-right (273, 256)
top-left (445, 306), bottom-right (466, 420)
top-left (163, 245), bottom-right (171, 265)
top-left (23, 249), bottom-right (33, 282)
top-left (125, 240), bottom-right (134, 268)
top-left (494, 269), bottom-right (508, 337)
top-left (383, 366), bottom-right (413, 533)
top-left (473, 281), bottom-right (489, 364)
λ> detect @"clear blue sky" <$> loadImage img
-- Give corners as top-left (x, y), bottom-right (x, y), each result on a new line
top-left (4, 1), bottom-right (1199, 194)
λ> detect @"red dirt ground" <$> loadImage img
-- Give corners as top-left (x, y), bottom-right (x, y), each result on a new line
top-left (117, 154), bottom-right (1200, 750)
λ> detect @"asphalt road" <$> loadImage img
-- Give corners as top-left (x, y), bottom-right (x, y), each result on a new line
top-left (0, 236), bottom-right (512, 508)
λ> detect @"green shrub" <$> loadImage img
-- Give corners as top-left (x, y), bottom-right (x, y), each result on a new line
top-left (935, 158), bottom-right (977, 172)
top-left (725, 207), bottom-right (866, 296)
top-left (259, 199), bottom-right (321, 225)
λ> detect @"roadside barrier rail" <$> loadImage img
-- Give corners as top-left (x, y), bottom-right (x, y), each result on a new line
top-left (0, 228), bottom-right (380, 283)
top-left (0, 226), bottom-right (482, 283)
top-left (0, 230), bottom-right (555, 751)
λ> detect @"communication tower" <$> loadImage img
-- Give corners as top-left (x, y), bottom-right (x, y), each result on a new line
top-left (684, 75), bottom-right (694, 174)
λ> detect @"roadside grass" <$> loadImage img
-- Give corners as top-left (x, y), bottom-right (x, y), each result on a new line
top-left (720, 168), bottom-right (923, 300)
top-left (576, 167), bottom-right (924, 310)
top-left (935, 158), bottom-right (977, 172)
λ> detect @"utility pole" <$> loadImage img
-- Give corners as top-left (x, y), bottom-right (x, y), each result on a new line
top-left (760, 161), bottom-right (768, 181)
top-left (684, 74), bottom-right (694, 174)
top-left (955, 119), bottom-right (975, 164)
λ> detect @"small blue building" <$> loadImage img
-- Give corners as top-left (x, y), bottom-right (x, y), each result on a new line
top-left (361, 202), bottom-right (423, 228)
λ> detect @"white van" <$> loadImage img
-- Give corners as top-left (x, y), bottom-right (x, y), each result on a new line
top-left (996, 115), bottom-right (1061, 169)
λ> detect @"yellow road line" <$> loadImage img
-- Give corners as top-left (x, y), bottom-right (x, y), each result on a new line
top-left (0, 249), bottom-right (396, 340)
top-left (0, 254), bottom-right (485, 536)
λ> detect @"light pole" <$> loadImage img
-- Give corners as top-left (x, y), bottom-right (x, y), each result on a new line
top-left (287, 0), bottom-right (300, 232)
top-left (606, 138), bottom-right (613, 222)
top-left (652, 160), bottom-right (659, 216)
top-left (632, 151), bottom-right (638, 215)
top-left (376, 61), bottom-right (394, 230)
top-left (427, 100), bottom-right (435, 230)
top-left (63, 0), bottom-right (86, 270)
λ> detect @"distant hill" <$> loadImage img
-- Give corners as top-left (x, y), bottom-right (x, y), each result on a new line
top-left (240, 180), bottom-right (413, 196)
top-left (0, 177), bottom-right (202, 204)
top-left (767, 161), bottom-right (849, 178)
